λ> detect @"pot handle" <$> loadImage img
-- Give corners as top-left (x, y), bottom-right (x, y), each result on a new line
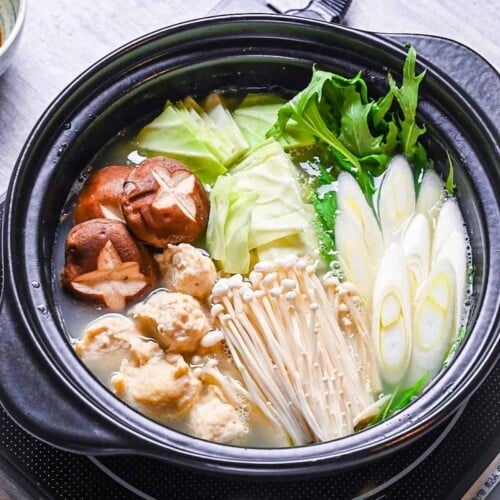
top-left (0, 196), bottom-right (136, 455)
top-left (0, 295), bottom-right (139, 454)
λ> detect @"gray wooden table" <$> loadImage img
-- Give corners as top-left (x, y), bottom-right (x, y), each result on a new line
top-left (0, 0), bottom-right (498, 497)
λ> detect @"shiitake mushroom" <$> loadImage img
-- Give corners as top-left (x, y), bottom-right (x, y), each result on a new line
top-left (121, 157), bottom-right (210, 248)
top-left (61, 219), bottom-right (158, 310)
top-left (74, 165), bottom-right (133, 223)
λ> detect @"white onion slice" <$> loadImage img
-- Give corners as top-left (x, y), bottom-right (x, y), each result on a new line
top-left (378, 156), bottom-right (416, 244)
top-left (371, 243), bottom-right (412, 386)
top-left (406, 258), bottom-right (456, 386)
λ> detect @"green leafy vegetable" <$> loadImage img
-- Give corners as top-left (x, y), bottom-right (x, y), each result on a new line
top-left (304, 159), bottom-right (337, 264)
top-left (267, 46), bottom-right (431, 203)
top-left (445, 151), bottom-right (456, 194)
top-left (373, 373), bottom-right (429, 423)
top-left (387, 45), bottom-right (428, 171)
top-left (338, 86), bottom-right (384, 157)
top-left (371, 91), bottom-right (394, 127)
top-left (233, 94), bottom-right (316, 151)
top-left (267, 69), bottom-right (368, 170)
top-left (266, 68), bottom-right (399, 201)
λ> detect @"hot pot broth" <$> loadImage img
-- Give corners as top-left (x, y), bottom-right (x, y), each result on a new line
top-left (56, 47), bottom-right (472, 448)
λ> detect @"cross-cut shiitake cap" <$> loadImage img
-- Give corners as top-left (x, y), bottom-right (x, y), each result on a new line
top-left (74, 165), bottom-right (133, 223)
top-left (121, 157), bottom-right (209, 248)
top-left (61, 219), bottom-right (158, 310)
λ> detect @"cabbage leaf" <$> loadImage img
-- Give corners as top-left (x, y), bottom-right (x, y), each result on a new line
top-left (207, 141), bottom-right (313, 273)
top-left (136, 97), bottom-right (251, 184)
top-left (136, 104), bottom-right (227, 184)
top-left (206, 175), bottom-right (257, 273)
top-left (233, 94), bottom-right (316, 151)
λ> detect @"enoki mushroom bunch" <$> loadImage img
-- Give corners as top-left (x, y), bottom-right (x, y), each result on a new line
top-left (210, 258), bottom-right (385, 445)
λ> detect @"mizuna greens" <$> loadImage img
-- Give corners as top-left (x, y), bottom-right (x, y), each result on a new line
top-left (268, 46), bottom-right (430, 202)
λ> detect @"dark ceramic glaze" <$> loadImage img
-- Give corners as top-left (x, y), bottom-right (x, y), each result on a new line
top-left (0, 15), bottom-right (498, 477)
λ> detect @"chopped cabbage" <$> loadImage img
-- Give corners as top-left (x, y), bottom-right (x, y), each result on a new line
top-left (136, 98), bottom-right (249, 184)
top-left (136, 104), bottom-right (227, 184)
top-left (207, 141), bottom-right (314, 273)
top-left (233, 94), bottom-right (316, 151)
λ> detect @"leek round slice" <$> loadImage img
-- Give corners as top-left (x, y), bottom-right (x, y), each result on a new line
top-left (416, 169), bottom-right (444, 224)
top-left (435, 229), bottom-right (468, 331)
top-left (407, 258), bottom-right (456, 386)
top-left (432, 199), bottom-right (468, 330)
top-left (335, 210), bottom-right (376, 304)
top-left (371, 243), bottom-right (412, 386)
top-left (432, 199), bottom-right (465, 261)
top-left (337, 172), bottom-right (384, 263)
top-left (378, 156), bottom-right (416, 245)
top-left (402, 213), bottom-right (431, 300)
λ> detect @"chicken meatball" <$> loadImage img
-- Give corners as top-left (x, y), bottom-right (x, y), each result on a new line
top-left (111, 353), bottom-right (201, 416)
top-left (129, 290), bottom-right (210, 353)
top-left (75, 314), bottom-right (163, 380)
top-left (187, 385), bottom-right (247, 444)
top-left (155, 243), bottom-right (217, 300)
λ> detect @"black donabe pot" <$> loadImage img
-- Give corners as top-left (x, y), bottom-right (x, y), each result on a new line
top-left (0, 15), bottom-right (499, 478)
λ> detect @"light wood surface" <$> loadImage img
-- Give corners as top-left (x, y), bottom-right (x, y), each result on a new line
top-left (0, 0), bottom-right (498, 195)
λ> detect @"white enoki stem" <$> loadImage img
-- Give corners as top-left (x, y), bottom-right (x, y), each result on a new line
top-left (218, 316), bottom-right (294, 440)
top-left (327, 282), bottom-right (382, 395)
top-left (219, 292), bottom-right (309, 444)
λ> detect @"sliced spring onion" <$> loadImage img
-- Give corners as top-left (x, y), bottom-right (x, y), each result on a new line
top-left (371, 243), bottom-right (412, 386)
